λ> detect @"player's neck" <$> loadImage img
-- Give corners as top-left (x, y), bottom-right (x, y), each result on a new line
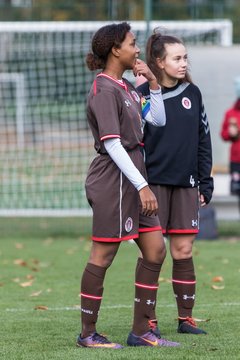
top-left (161, 77), bottom-right (178, 88)
top-left (103, 65), bottom-right (123, 81)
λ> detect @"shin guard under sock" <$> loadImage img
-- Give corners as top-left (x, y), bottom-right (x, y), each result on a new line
top-left (132, 259), bottom-right (162, 335)
top-left (172, 257), bottom-right (196, 319)
top-left (80, 262), bottom-right (107, 337)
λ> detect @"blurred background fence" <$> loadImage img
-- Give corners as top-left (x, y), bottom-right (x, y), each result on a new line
top-left (0, 0), bottom-right (239, 221)
top-left (0, 0), bottom-right (239, 44)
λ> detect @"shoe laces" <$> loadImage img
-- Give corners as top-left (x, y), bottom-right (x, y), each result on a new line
top-left (148, 319), bottom-right (158, 330)
top-left (91, 332), bottom-right (111, 344)
top-left (185, 317), bottom-right (197, 327)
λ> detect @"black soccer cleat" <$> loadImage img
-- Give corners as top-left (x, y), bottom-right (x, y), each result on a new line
top-left (178, 317), bottom-right (207, 335)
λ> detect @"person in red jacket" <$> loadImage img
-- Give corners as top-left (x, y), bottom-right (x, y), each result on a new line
top-left (221, 78), bottom-right (240, 213)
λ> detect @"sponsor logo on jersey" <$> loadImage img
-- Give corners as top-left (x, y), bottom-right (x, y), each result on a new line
top-left (124, 99), bottom-right (131, 107)
top-left (125, 217), bottom-right (133, 232)
top-left (182, 96), bottom-right (191, 109)
top-left (131, 90), bottom-right (140, 103)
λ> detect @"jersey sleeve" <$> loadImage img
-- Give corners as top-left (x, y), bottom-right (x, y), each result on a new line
top-left (90, 88), bottom-right (121, 141)
top-left (141, 88), bottom-right (166, 127)
top-left (198, 94), bottom-right (214, 204)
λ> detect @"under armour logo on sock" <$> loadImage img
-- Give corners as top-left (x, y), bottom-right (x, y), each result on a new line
top-left (183, 294), bottom-right (195, 300)
top-left (146, 299), bottom-right (155, 306)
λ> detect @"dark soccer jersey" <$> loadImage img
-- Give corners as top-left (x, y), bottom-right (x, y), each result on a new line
top-left (87, 74), bottom-right (143, 154)
top-left (137, 81), bottom-right (214, 204)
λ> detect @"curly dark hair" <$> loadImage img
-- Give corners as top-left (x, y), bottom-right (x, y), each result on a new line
top-left (86, 22), bottom-right (131, 71)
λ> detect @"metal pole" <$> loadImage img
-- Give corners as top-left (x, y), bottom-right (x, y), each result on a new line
top-left (144, 0), bottom-right (152, 39)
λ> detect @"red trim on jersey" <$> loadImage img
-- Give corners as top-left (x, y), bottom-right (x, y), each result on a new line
top-left (92, 234), bottom-right (139, 242)
top-left (135, 282), bottom-right (158, 290)
top-left (100, 134), bottom-right (121, 141)
top-left (81, 292), bottom-right (103, 300)
top-left (93, 79), bottom-right (97, 95)
top-left (97, 73), bottom-right (128, 91)
top-left (139, 226), bottom-right (162, 233)
top-left (172, 279), bottom-right (196, 285)
top-left (167, 229), bottom-right (199, 234)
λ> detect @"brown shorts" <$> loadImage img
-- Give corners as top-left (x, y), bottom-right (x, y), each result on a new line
top-left (86, 149), bottom-right (161, 242)
top-left (150, 185), bottom-right (199, 235)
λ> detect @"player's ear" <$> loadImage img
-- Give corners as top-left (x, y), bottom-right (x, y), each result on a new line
top-left (111, 46), bottom-right (120, 57)
top-left (156, 57), bottom-right (164, 70)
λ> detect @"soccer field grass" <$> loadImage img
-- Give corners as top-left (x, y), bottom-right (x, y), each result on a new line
top-left (1, 225), bottom-right (240, 359)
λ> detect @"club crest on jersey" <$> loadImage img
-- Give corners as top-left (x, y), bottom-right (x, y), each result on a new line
top-left (131, 91), bottom-right (140, 103)
top-left (125, 217), bottom-right (133, 232)
top-left (182, 97), bottom-right (191, 109)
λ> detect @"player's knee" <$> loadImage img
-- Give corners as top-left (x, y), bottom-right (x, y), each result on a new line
top-left (171, 244), bottom-right (192, 259)
top-left (88, 251), bottom-right (116, 268)
top-left (148, 244), bottom-right (167, 264)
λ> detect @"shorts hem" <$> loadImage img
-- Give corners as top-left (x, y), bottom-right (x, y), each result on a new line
top-left (139, 226), bottom-right (162, 233)
top-left (167, 229), bottom-right (199, 234)
top-left (92, 234), bottom-right (139, 242)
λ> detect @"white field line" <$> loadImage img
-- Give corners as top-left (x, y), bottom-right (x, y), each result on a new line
top-left (4, 302), bottom-right (240, 313)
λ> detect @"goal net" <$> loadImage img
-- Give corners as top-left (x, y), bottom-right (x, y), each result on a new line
top-left (0, 20), bottom-right (232, 216)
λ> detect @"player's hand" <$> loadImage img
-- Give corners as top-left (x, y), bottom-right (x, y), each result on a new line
top-left (133, 59), bottom-right (159, 90)
top-left (199, 193), bottom-right (206, 207)
top-left (139, 185), bottom-right (158, 216)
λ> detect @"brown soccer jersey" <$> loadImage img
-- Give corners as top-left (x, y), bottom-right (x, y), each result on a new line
top-left (85, 74), bottom-right (161, 242)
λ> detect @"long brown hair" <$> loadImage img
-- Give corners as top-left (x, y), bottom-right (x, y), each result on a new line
top-left (146, 29), bottom-right (192, 84)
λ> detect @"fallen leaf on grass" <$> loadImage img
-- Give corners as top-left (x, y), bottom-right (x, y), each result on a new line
top-left (13, 259), bottom-right (27, 267)
top-left (15, 243), bottom-right (24, 249)
top-left (211, 285), bottom-right (225, 290)
top-left (32, 259), bottom-right (40, 265)
top-left (30, 290), bottom-right (42, 297)
top-left (212, 276), bottom-right (224, 282)
top-left (34, 305), bottom-right (48, 310)
top-left (20, 280), bottom-right (34, 287)
top-left (29, 267), bottom-right (39, 272)
top-left (26, 274), bottom-right (35, 280)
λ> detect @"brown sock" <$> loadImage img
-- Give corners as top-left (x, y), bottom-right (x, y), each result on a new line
top-left (172, 257), bottom-right (196, 320)
top-left (80, 262), bottom-right (107, 337)
top-left (135, 257), bottom-right (158, 324)
top-left (132, 259), bottom-right (162, 336)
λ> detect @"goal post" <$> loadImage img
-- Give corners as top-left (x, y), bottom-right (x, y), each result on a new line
top-left (0, 20), bottom-right (233, 216)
